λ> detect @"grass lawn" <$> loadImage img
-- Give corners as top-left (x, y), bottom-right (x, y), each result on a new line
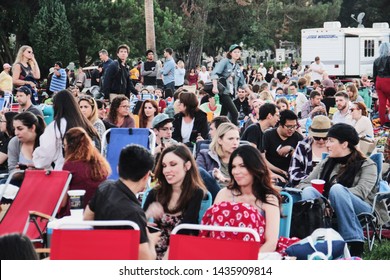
top-left (363, 239), bottom-right (390, 260)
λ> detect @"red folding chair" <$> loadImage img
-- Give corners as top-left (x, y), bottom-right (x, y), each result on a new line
top-left (0, 170), bottom-right (71, 244)
top-left (168, 224), bottom-right (261, 260)
top-left (50, 220), bottom-right (140, 260)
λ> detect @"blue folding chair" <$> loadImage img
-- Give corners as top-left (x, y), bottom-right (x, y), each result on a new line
top-left (101, 128), bottom-right (155, 180)
top-left (279, 191), bottom-right (293, 238)
top-left (198, 191), bottom-right (212, 223)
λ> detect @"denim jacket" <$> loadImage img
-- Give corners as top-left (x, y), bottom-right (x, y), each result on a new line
top-left (211, 58), bottom-right (247, 95)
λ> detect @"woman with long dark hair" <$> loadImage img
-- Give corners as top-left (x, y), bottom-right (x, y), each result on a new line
top-left (138, 99), bottom-right (158, 128)
top-left (33, 89), bottom-right (100, 170)
top-left (299, 123), bottom-right (390, 257)
top-left (208, 145), bottom-right (282, 253)
top-left (143, 144), bottom-right (207, 259)
top-left (9, 112), bottom-right (46, 172)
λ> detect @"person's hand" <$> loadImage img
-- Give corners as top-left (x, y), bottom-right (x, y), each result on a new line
top-left (212, 85), bottom-right (219, 94)
top-left (145, 202), bottom-right (164, 220)
top-left (213, 168), bottom-right (229, 183)
top-left (277, 145), bottom-right (293, 157)
top-left (146, 229), bottom-right (161, 247)
top-left (196, 134), bottom-right (204, 142)
top-left (271, 173), bottom-right (286, 184)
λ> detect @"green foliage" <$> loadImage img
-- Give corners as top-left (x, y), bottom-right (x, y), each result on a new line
top-left (30, 0), bottom-right (74, 73)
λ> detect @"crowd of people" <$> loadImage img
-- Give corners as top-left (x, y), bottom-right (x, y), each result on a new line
top-left (0, 41), bottom-right (389, 260)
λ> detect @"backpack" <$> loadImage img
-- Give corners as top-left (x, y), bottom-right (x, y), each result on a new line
top-left (290, 198), bottom-right (334, 239)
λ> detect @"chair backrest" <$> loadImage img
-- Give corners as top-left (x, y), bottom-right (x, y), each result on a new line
top-left (50, 220), bottom-right (140, 260)
top-left (0, 170), bottom-right (71, 240)
top-left (198, 191), bottom-right (212, 223)
top-left (101, 128), bottom-right (155, 179)
top-left (168, 224), bottom-right (260, 260)
top-left (279, 191), bottom-right (293, 238)
top-left (132, 114), bottom-right (140, 128)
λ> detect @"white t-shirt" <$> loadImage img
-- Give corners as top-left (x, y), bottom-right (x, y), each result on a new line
top-left (181, 118), bottom-right (195, 143)
top-left (198, 71), bottom-right (211, 83)
top-left (310, 62), bottom-right (325, 81)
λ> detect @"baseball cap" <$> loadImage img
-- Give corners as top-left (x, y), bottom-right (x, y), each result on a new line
top-left (3, 63), bottom-right (11, 69)
top-left (152, 113), bottom-right (174, 129)
top-left (228, 44), bottom-right (242, 52)
top-left (16, 86), bottom-right (31, 95)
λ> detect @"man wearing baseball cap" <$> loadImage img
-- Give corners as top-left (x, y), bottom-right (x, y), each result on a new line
top-left (0, 63), bottom-right (13, 92)
top-left (15, 86), bottom-right (43, 117)
top-left (152, 113), bottom-right (177, 157)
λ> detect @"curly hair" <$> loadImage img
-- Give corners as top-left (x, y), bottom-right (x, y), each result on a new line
top-left (64, 127), bottom-right (111, 181)
top-left (154, 144), bottom-right (207, 214)
top-left (138, 99), bottom-right (158, 128)
top-left (228, 145), bottom-right (281, 208)
top-left (107, 95), bottom-right (129, 125)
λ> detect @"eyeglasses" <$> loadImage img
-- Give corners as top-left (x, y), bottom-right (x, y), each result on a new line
top-left (283, 124), bottom-right (298, 130)
top-left (160, 127), bottom-right (174, 132)
top-left (120, 105), bottom-right (130, 109)
top-left (313, 136), bottom-right (327, 141)
top-left (26, 50), bottom-right (34, 54)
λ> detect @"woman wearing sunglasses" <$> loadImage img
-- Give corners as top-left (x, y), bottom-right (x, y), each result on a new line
top-left (288, 115), bottom-right (331, 186)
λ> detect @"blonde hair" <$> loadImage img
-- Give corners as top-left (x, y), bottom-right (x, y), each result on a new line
top-left (78, 96), bottom-right (99, 124)
top-left (209, 123), bottom-right (240, 158)
top-left (259, 90), bottom-right (274, 102)
top-left (13, 45), bottom-right (32, 68)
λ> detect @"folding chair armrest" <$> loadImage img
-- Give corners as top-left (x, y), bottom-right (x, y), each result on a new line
top-left (29, 210), bottom-right (53, 221)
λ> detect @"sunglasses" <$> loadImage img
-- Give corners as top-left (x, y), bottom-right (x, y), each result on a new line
top-left (313, 136), bottom-right (327, 141)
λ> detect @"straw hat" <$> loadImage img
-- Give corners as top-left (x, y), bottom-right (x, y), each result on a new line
top-left (309, 115), bottom-right (331, 138)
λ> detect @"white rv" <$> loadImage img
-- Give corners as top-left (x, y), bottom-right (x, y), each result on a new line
top-left (301, 21), bottom-right (390, 77)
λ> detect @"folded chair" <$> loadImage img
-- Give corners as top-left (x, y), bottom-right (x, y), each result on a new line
top-left (358, 153), bottom-right (390, 251)
top-left (168, 224), bottom-right (261, 260)
top-left (0, 170), bottom-right (71, 244)
top-left (50, 220), bottom-right (140, 260)
top-left (101, 128), bottom-right (156, 179)
top-left (279, 191), bottom-right (293, 238)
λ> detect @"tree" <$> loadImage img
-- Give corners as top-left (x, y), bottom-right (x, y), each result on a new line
top-left (30, 0), bottom-right (74, 74)
top-left (145, 0), bottom-right (156, 53)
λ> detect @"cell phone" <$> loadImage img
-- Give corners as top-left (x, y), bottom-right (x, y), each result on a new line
top-left (18, 163), bottom-right (28, 170)
top-left (147, 225), bottom-right (161, 233)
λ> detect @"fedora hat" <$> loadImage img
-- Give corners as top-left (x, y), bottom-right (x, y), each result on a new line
top-left (309, 115), bottom-right (331, 138)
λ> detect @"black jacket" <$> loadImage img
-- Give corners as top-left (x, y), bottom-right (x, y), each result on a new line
top-left (373, 56), bottom-right (390, 81)
top-left (102, 59), bottom-right (138, 99)
top-left (172, 110), bottom-right (209, 144)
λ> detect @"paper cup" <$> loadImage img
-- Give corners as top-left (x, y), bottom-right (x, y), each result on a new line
top-left (311, 179), bottom-right (325, 194)
top-left (68, 190), bottom-right (86, 210)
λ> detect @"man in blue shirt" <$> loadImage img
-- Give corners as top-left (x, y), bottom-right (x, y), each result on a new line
top-left (49, 62), bottom-right (67, 93)
top-left (161, 48), bottom-right (176, 93)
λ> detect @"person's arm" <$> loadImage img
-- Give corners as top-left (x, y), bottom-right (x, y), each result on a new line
top-left (127, 77), bottom-right (138, 97)
top-left (83, 205), bottom-right (95, 220)
top-left (259, 195), bottom-right (279, 253)
top-left (29, 57), bottom-right (41, 80)
top-left (180, 189), bottom-right (204, 226)
top-left (7, 137), bottom-right (19, 172)
top-left (213, 187), bottom-right (230, 205)
top-left (102, 62), bottom-right (116, 99)
top-left (0, 152), bottom-right (7, 165)
top-left (349, 161), bottom-right (377, 200)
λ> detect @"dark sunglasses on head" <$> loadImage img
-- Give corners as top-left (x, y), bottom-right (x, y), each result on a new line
top-left (313, 136), bottom-right (327, 141)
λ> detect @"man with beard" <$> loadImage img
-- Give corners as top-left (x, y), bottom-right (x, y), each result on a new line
top-left (332, 91), bottom-right (353, 125)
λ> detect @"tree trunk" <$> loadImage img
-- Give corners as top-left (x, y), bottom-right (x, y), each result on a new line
top-left (186, 6), bottom-right (208, 71)
top-left (145, 0), bottom-right (156, 54)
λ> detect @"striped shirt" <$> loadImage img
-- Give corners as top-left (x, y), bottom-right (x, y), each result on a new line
top-left (49, 68), bottom-right (67, 92)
